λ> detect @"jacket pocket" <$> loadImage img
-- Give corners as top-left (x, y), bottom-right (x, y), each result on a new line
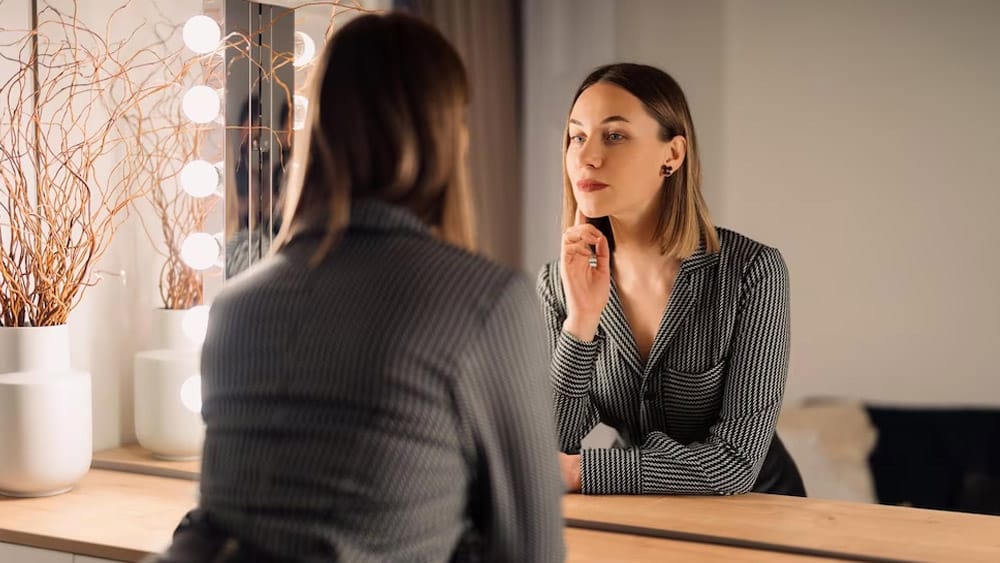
top-left (660, 361), bottom-right (726, 436)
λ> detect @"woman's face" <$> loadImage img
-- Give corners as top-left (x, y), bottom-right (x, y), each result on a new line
top-left (565, 82), bottom-right (673, 221)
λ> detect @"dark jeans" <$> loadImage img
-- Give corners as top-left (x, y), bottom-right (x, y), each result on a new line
top-left (753, 435), bottom-right (807, 496)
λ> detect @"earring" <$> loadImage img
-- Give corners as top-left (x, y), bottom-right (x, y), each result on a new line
top-left (660, 164), bottom-right (673, 178)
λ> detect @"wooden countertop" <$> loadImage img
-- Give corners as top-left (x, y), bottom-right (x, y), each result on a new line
top-left (564, 493), bottom-right (1000, 562)
top-left (0, 470), bottom-right (196, 561)
top-left (3, 468), bottom-right (999, 562)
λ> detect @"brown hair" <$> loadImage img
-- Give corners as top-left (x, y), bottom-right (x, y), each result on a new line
top-left (562, 63), bottom-right (719, 258)
top-left (274, 13), bottom-right (474, 261)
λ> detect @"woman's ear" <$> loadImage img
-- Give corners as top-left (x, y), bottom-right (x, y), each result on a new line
top-left (663, 135), bottom-right (687, 171)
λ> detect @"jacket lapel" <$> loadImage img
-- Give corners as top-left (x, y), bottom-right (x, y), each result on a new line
top-left (600, 277), bottom-right (644, 377)
top-left (642, 241), bottom-right (719, 379)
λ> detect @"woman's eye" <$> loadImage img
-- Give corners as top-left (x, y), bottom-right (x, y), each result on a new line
top-left (569, 134), bottom-right (585, 144)
top-left (607, 132), bottom-right (625, 142)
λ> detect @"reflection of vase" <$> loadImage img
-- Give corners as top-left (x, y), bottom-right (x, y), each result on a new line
top-left (0, 326), bottom-right (92, 497)
top-left (133, 309), bottom-right (205, 460)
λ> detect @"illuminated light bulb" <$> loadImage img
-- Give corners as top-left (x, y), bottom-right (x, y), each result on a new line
top-left (181, 305), bottom-right (210, 345)
top-left (180, 232), bottom-right (220, 270)
top-left (180, 160), bottom-right (220, 198)
top-left (182, 16), bottom-right (221, 55)
top-left (293, 31), bottom-right (316, 67)
top-left (293, 95), bottom-right (308, 131)
top-left (182, 85), bottom-right (221, 124)
top-left (179, 374), bottom-right (202, 414)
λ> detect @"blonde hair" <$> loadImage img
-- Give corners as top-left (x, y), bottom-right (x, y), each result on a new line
top-left (274, 13), bottom-right (475, 263)
top-left (562, 63), bottom-right (719, 258)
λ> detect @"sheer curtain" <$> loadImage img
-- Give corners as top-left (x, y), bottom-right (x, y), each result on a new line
top-left (403, 0), bottom-right (522, 268)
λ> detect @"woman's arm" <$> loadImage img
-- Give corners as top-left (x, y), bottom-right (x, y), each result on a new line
top-left (537, 264), bottom-right (602, 454)
top-left (580, 247), bottom-right (791, 495)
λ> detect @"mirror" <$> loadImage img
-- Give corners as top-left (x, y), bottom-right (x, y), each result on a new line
top-left (220, 0), bottom-right (378, 278)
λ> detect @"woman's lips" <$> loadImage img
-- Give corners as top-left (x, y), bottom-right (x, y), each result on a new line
top-left (576, 179), bottom-right (609, 192)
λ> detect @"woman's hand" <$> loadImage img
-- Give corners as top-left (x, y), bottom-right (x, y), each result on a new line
top-left (560, 209), bottom-right (610, 342)
top-left (559, 453), bottom-right (582, 492)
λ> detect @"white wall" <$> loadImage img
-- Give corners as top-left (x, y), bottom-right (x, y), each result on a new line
top-left (522, 0), bottom-right (1000, 407)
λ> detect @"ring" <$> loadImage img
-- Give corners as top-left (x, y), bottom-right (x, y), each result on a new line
top-left (588, 255), bottom-right (597, 269)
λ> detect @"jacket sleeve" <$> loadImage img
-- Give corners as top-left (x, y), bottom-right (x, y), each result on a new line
top-left (455, 274), bottom-right (566, 561)
top-left (536, 263), bottom-right (602, 454)
top-left (580, 247), bottom-right (791, 495)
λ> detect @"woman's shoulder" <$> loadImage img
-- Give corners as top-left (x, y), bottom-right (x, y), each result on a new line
top-left (716, 227), bottom-right (784, 261)
top-left (714, 227), bottom-right (788, 281)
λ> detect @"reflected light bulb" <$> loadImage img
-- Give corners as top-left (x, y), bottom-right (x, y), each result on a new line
top-left (293, 95), bottom-right (308, 131)
top-left (180, 160), bottom-right (220, 198)
top-left (181, 305), bottom-right (210, 345)
top-left (182, 86), bottom-right (221, 124)
top-left (183, 16), bottom-right (221, 55)
top-left (180, 232), bottom-right (220, 270)
top-left (180, 374), bottom-right (202, 414)
top-left (293, 31), bottom-right (316, 67)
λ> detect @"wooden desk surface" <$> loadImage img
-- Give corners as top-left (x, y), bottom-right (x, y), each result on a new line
top-left (91, 444), bottom-right (200, 481)
top-left (2, 470), bottom-right (807, 562)
top-left (565, 528), bottom-right (826, 562)
top-left (564, 493), bottom-right (1000, 562)
top-left (0, 469), bottom-right (196, 561)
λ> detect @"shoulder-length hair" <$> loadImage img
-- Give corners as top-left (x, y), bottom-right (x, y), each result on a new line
top-left (562, 63), bottom-right (719, 258)
top-left (274, 13), bottom-right (475, 262)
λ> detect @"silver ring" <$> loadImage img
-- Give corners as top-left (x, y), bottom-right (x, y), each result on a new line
top-left (588, 255), bottom-right (598, 269)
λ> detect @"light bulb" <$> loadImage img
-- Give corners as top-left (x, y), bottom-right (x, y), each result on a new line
top-left (180, 232), bottom-right (220, 270)
top-left (293, 95), bottom-right (308, 131)
top-left (182, 86), bottom-right (221, 124)
top-left (293, 31), bottom-right (316, 67)
top-left (180, 160), bottom-right (220, 198)
top-left (180, 374), bottom-right (202, 414)
top-left (181, 305), bottom-right (210, 345)
top-left (183, 16), bottom-right (221, 55)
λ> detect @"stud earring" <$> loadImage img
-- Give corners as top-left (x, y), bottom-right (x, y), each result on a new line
top-left (660, 164), bottom-right (673, 178)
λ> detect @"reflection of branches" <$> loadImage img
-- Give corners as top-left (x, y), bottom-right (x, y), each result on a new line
top-left (0, 0), bottom-right (179, 327)
top-left (128, 21), bottom-right (222, 311)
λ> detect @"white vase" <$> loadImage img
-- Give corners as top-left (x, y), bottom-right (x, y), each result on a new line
top-left (0, 325), bottom-right (71, 374)
top-left (150, 308), bottom-right (202, 352)
top-left (0, 369), bottom-right (92, 497)
top-left (134, 349), bottom-right (204, 460)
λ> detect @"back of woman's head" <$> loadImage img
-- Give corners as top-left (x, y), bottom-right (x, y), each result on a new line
top-left (276, 13), bottom-right (474, 259)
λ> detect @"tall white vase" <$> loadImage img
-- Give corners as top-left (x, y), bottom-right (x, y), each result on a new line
top-left (133, 309), bottom-right (205, 460)
top-left (0, 326), bottom-right (92, 497)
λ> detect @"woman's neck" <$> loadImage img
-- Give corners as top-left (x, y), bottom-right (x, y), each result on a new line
top-left (609, 205), bottom-right (680, 288)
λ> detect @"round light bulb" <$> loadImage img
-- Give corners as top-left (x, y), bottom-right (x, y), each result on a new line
top-left (181, 305), bottom-right (210, 345)
top-left (293, 95), bottom-right (308, 131)
top-left (180, 232), bottom-right (220, 270)
top-left (183, 16), bottom-right (221, 55)
top-left (180, 160), bottom-right (220, 198)
top-left (182, 85), bottom-right (221, 124)
top-left (293, 31), bottom-right (316, 67)
top-left (180, 374), bottom-right (202, 414)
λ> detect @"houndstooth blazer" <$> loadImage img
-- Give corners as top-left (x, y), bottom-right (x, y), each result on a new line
top-left (196, 200), bottom-right (565, 562)
top-left (538, 227), bottom-right (798, 495)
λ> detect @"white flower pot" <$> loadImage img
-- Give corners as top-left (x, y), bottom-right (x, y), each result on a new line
top-left (134, 349), bottom-right (204, 461)
top-left (151, 308), bottom-right (202, 352)
top-left (0, 370), bottom-right (92, 497)
top-left (0, 325), bottom-right (71, 374)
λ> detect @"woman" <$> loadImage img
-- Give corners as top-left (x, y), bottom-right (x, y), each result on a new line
top-left (154, 13), bottom-right (564, 562)
top-left (538, 63), bottom-right (805, 497)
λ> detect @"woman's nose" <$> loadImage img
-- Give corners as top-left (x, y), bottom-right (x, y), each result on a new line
top-left (577, 139), bottom-right (603, 169)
